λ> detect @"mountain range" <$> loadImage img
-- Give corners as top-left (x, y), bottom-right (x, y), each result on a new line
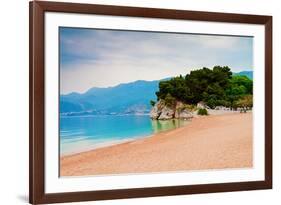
top-left (60, 71), bottom-right (253, 116)
top-left (233, 71), bottom-right (253, 80)
top-left (60, 80), bottom-right (159, 115)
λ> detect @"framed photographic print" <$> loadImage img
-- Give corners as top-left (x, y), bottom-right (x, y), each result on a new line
top-left (29, 1), bottom-right (272, 204)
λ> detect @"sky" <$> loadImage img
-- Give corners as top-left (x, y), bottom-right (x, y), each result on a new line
top-left (60, 27), bottom-right (253, 94)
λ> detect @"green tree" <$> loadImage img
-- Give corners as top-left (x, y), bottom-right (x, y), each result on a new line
top-left (226, 75), bottom-right (252, 109)
top-left (236, 95), bottom-right (253, 112)
top-left (150, 100), bottom-right (156, 107)
top-left (154, 66), bottom-right (253, 110)
top-left (164, 93), bottom-right (177, 108)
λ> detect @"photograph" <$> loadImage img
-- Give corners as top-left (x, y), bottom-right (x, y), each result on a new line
top-left (59, 27), bottom-right (254, 177)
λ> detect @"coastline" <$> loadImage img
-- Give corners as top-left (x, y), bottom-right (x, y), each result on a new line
top-left (60, 112), bottom-right (253, 176)
top-left (60, 136), bottom-right (152, 157)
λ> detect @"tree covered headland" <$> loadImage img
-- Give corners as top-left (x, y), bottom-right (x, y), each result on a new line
top-left (154, 66), bottom-right (253, 110)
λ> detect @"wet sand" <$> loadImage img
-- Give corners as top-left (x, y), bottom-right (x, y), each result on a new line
top-left (60, 112), bottom-right (253, 176)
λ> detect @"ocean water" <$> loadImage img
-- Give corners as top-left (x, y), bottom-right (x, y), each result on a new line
top-left (60, 115), bottom-right (189, 156)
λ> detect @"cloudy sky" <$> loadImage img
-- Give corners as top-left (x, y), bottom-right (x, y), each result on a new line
top-left (60, 27), bottom-right (253, 94)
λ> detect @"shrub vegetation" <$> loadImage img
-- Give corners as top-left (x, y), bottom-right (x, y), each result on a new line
top-left (197, 108), bottom-right (208, 115)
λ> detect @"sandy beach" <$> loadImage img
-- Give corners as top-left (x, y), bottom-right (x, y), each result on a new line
top-left (60, 112), bottom-right (253, 176)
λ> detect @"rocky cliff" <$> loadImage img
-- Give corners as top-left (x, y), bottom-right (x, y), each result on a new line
top-left (150, 100), bottom-right (193, 120)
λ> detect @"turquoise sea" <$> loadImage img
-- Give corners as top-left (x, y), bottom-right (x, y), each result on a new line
top-left (60, 115), bottom-right (189, 156)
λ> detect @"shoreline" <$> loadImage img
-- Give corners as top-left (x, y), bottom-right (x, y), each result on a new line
top-left (61, 112), bottom-right (253, 176)
top-left (61, 110), bottom-right (242, 157)
top-left (61, 136), bottom-right (152, 157)
top-left (60, 117), bottom-right (191, 157)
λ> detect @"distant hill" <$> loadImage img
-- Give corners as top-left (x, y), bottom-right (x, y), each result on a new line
top-left (233, 71), bottom-right (253, 80)
top-left (60, 80), bottom-right (160, 115)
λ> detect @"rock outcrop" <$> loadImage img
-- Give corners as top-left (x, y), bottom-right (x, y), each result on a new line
top-left (150, 100), bottom-right (165, 120)
top-left (150, 100), bottom-right (193, 120)
top-left (158, 106), bottom-right (174, 120)
top-left (197, 101), bottom-right (210, 109)
top-left (175, 109), bottom-right (193, 119)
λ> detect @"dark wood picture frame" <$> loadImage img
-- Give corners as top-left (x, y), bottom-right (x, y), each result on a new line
top-left (29, 1), bottom-right (272, 204)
